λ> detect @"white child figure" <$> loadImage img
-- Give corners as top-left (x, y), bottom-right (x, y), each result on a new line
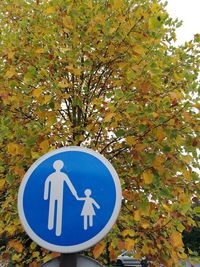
top-left (77, 189), bottom-right (100, 230)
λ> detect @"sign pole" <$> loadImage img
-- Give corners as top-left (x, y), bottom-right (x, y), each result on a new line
top-left (59, 253), bottom-right (77, 267)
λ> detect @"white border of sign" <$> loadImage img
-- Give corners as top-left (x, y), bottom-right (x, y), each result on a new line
top-left (18, 146), bottom-right (122, 253)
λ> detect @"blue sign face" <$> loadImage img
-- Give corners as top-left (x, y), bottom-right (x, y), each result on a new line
top-left (18, 147), bottom-right (122, 253)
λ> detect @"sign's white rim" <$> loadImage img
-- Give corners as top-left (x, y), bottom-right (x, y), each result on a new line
top-left (18, 146), bottom-right (122, 253)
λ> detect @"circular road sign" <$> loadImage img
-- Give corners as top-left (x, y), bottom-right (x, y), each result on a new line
top-left (18, 146), bottom-right (122, 253)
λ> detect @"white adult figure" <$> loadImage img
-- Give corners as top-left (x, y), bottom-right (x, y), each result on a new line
top-left (44, 160), bottom-right (78, 236)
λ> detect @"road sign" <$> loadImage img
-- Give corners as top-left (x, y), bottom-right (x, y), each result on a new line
top-left (18, 146), bottom-right (122, 253)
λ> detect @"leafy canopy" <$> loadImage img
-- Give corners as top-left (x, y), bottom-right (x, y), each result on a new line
top-left (0, 0), bottom-right (199, 266)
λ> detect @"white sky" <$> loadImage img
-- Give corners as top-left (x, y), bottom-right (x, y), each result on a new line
top-left (164, 0), bottom-right (200, 45)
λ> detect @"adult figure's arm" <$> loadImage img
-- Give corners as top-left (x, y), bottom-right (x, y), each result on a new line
top-left (63, 174), bottom-right (78, 198)
top-left (76, 197), bottom-right (85, 201)
top-left (44, 176), bottom-right (51, 200)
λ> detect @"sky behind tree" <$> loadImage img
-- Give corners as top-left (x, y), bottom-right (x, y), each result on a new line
top-left (165, 0), bottom-right (200, 45)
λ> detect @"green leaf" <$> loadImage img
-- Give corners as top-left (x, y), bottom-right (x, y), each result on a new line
top-left (49, 102), bottom-right (55, 109)
top-left (116, 129), bottom-right (125, 137)
top-left (6, 174), bottom-right (14, 184)
top-left (126, 104), bottom-right (136, 113)
top-left (148, 17), bottom-right (162, 31)
top-left (115, 89), bottom-right (124, 99)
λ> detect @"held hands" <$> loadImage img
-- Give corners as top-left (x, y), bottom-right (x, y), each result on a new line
top-left (73, 192), bottom-right (84, 201)
top-left (73, 192), bottom-right (80, 200)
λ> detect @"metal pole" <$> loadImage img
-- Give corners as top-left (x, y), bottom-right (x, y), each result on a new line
top-left (59, 253), bottom-right (77, 267)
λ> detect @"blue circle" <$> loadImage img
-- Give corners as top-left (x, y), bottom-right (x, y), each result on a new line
top-left (23, 151), bottom-right (116, 246)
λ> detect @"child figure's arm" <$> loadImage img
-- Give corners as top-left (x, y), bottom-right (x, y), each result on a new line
top-left (93, 199), bottom-right (100, 209)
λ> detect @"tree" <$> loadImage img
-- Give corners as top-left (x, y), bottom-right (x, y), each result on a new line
top-left (0, 0), bottom-right (199, 266)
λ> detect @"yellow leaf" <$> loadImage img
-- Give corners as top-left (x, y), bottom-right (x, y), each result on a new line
top-left (151, 3), bottom-right (160, 12)
top-left (156, 128), bottom-right (165, 141)
top-left (39, 140), bottom-right (49, 152)
top-left (45, 7), bottom-right (55, 14)
top-left (113, 0), bottom-right (123, 9)
top-left (141, 222), bottom-right (150, 229)
top-left (0, 179), bottom-right (6, 190)
top-left (168, 119), bottom-right (175, 126)
top-left (125, 239), bottom-right (135, 251)
top-left (7, 143), bottom-right (20, 155)
top-left (55, 103), bottom-right (61, 110)
top-left (177, 223), bottom-right (185, 233)
top-left (109, 247), bottom-right (117, 261)
top-left (183, 170), bottom-right (191, 181)
top-left (43, 254), bottom-right (53, 263)
top-left (179, 252), bottom-right (187, 260)
top-left (87, 0), bottom-right (93, 8)
top-left (86, 124), bottom-right (94, 131)
top-left (115, 114), bottom-right (122, 122)
top-left (93, 242), bottom-right (106, 259)
top-left (180, 155), bottom-right (193, 164)
top-left (109, 27), bottom-right (117, 34)
top-left (58, 82), bottom-right (70, 88)
top-left (183, 112), bottom-right (191, 121)
top-left (152, 155), bottom-right (165, 172)
top-left (8, 51), bottom-right (15, 59)
top-left (134, 210), bottom-right (141, 221)
top-left (92, 98), bottom-right (101, 105)
top-left (126, 136), bottom-right (136, 146)
top-left (13, 218), bottom-right (20, 226)
top-left (142, 244), bottom-right (150, 254)
top-left (170, 91), bottom-right (182, 100)
top-left (104, 113), bottom-right (114, 122)
top-left (32, 252), bottom-right (40, 258)
top-left (173, 72), bottom-right (182, 81)
top-left (134, 253), bottom-right (141, 260)
top-left (44, 95), bottom-right (52, 104)
top-left (30, 242), bottom-right (37, 250)
top-left (148, 17), bottom-right (161, 31)
top-left (142, 170), bottom-right (153, 184)
top-left (5, 67), bottom-right (16, 78)
top-left (35, 48), bottom-right (44, 54)
top-left (13, 166), bottom-right (25, 176)
top-left (8, 240), bottom-right (23, 253)
top-left (152, 112), bottom-right (158, 118)
top-left (31, 151), bottom-right (41, 160)
top-left (32, 88), bottom-right (43, 98)
top-left (176, 135), bottom-right (184, 146)
top-left (133, 45), bottom-right (145, 55)
top-left (63, 16), bottom-right (73, 29)
top-left (135, 143), bottom-right (146, 152)
top-left (163, 204), bottom-right (172, 212)
top-left (170, 232), bottom-right (183, 248)
top-left (6, 225), bottom-right (17, 235)
top-left (179, 193), bottom-right (190, 204)
top-left (122, 229), bottom-right (135, 237)
top-left (12, 254), bottom-right (21, 262)
top-left (67, 66), bottom-right (81, 75)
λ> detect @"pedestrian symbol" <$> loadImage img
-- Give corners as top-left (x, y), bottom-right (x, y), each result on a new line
top-left (18, 146), bottom-right (122, 253)
top-left (44, 160), bottom-right (101, 236)
top-left (44, 160), bottom-right (78, 236)
top-left (79, 189), bottom-right (100, 231)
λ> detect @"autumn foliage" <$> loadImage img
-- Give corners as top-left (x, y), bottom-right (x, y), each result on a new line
top-left (0, 0), bottom-right (200, 266)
